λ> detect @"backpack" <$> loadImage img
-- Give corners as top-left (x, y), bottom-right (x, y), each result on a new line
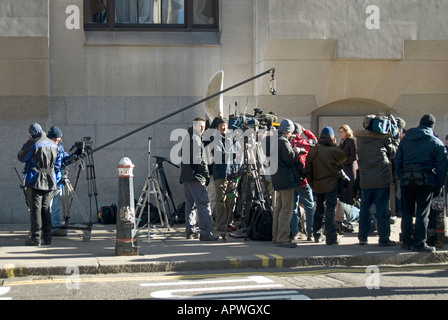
top-left (98, 204), bottom-right (117, 224)
top-left (246, 203), bottom-right (273, 241)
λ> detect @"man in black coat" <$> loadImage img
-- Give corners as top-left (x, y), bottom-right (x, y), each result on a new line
top-left (180, 117), bottom-right (219, 241)
top-left (271, 119), bottom-right (301, 248)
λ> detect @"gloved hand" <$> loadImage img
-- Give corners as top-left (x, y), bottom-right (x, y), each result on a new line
top-left (205, 177), bottom-right (210, 187)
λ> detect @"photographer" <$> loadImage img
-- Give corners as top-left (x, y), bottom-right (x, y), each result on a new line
top-left (211, 118), bottom-right (238, 232)
top-left (271, 119), bottom-right (301, 248)
top-left (355, 115), bottom-right (398, 247)
top-left (47, 126), bottom-right (70, 236)
top-left (18, 124), bottom-right (59, 246)
top-left (290, 123), bottom-right (317, 241)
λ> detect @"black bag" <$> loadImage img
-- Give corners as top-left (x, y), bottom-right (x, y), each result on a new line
top-left (98, 204), bottom-right (117, 224)
top-left (171, 202), bottom-right (186, 224)
top-left (247, 203), bottom-right (273, 241)
top-left (402, 165), bottom-right (429, 187)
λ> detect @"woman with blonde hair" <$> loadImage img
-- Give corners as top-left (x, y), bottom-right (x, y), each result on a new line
top-left (339, 124), bottom-right (358, 205)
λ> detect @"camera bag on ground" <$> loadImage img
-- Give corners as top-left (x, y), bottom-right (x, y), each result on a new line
top-left (246, 202), bottom-right (272, 241)
top-left (98, 203), bottom-right (117, 224)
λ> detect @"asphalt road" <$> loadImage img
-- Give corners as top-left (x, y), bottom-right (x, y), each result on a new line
top-left (2, 263), bottom-right (448, 302)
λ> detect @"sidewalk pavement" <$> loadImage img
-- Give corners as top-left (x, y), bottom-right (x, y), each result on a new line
top-left (1, 218), bottom-right (448, 278)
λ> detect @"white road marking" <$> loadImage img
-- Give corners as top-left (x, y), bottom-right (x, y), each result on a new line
top-left (141, 275), bottom-right (311, 300)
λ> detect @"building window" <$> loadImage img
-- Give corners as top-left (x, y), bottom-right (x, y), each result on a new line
top-left (84, 0), bottom-right (218, 31)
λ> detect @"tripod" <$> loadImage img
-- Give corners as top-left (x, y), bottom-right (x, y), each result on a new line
top-left (56, 170), bottom-right (93, 241)
top-left (135, 139), bottom-right (178, 242)
top-left (231, 136), bottom-right (269, 236)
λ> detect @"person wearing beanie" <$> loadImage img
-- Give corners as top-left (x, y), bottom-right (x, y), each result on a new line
top-left (18, 124), bottom-right (59, 246)
top-left (320, 126), bottom-right (334, 138)
top-left (306, 127), bottom-right (347, 245)
top-left (279, 118), bottom-right (295, 133)
top-left (47, 126), bottom-right (71, 236)
top-left (395, 114), bottom-right (447, 252)
top-left (29, 123), bottom-right (43, 138)
top-left (354, 115), bottom-right (399, 248)
top-left (419, 114), bottom-right (436, 128)
top-left (271, 118), bottom-right (301, 248)
top-left (290, 124), bottom-right (317, 241)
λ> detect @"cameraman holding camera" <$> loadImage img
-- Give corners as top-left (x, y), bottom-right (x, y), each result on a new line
top-left (47, 126), bottom-right (71, 237)
top-left (355, 115), bottom-right (399, 247)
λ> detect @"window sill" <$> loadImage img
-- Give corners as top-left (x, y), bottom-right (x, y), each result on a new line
top-left (85, 31), bottom-right (220, 47)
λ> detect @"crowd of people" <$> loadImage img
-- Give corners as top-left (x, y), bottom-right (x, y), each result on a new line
top-left (179, 113), bottom-right (448, 253)
top-left (18, 113), bottom-right (448, 253)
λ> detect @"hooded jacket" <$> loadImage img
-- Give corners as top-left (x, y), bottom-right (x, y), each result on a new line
top-left (395, 125), bottom-right (447, 187)
top-left (17, 133), bottom-right (58, 191)
top-left (179, 127), bottom-right (209, 184)
top-left (354, 129), bottom-right (398, 189)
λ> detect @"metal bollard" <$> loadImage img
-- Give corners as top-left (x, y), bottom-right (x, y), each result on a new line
top-left (115, 157), bottom-right (139, 256)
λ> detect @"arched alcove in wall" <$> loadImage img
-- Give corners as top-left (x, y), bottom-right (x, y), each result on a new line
top-left (311, 98), bottom-right (396, 144)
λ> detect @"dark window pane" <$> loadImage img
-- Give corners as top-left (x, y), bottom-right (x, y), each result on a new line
top-left (193, 0), bottom-right (214, 25)
top-left (85, 0), bottom-right (107, 23)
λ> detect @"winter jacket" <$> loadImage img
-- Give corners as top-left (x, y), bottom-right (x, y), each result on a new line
top-left (354, 129), bottom-right (398, 189)
top-left (179, 127), bottom-right (209, 184)
top-left (17, 133), bottom-right (58, 191)
top-left (291, 129), bottom-right (317, 187)
top-left (395, 125), bottom-right (447, 187)
top-left (55, 143), bottom-right (70, 190)
top-left (271, 132), bottom-right (300, 191)
top-left (305, 142), bottom-right (347, 194)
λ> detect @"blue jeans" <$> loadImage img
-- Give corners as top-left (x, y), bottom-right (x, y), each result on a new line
top-left (290, 184), bottom-right (314, 236)
top-left (313, 185), bottom-right (338, 243)
top-left (359, 187), bottom-right (391, 244)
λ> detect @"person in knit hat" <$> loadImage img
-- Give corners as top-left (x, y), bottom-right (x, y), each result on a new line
top-left (395, 114), bottom-right (447, 252)
top-left (271, 118), bottom-right (301, 248)
top-left (18, 124), bottom-right (58, 246)
top-left (306, 126), bottom-right (347, 245)
top-left (47, 126), bottom-right (71, 236)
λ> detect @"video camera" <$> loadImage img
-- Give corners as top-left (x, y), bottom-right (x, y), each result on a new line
top-left (229, 107), bottom-right (278, 131)
top-left (64, 137), bottom-right (93, 167)
top-left (364, 114), bottom-right (401, 139)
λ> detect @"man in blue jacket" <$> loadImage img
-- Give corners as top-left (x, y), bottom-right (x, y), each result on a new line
top-left (47, 126), bottom-right (70, 236)
top-left (395, 114), bottom-right (447, 252)
top-left (18, 124), bottom-right (58, 246)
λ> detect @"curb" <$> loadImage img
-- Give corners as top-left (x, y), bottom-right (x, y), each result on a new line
top-left (2, 250), bottom-right (448, 278)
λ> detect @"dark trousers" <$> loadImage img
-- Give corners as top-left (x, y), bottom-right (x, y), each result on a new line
top-left (313, 185), bottom-right (338, 244)
top-left (26, 188), bottom-right (55, 244)
top-left (401, 185), bottom-right (433, 248)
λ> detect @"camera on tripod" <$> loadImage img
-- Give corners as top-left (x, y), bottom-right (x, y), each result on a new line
top-left (228, 107), bottom-right (278, 131)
